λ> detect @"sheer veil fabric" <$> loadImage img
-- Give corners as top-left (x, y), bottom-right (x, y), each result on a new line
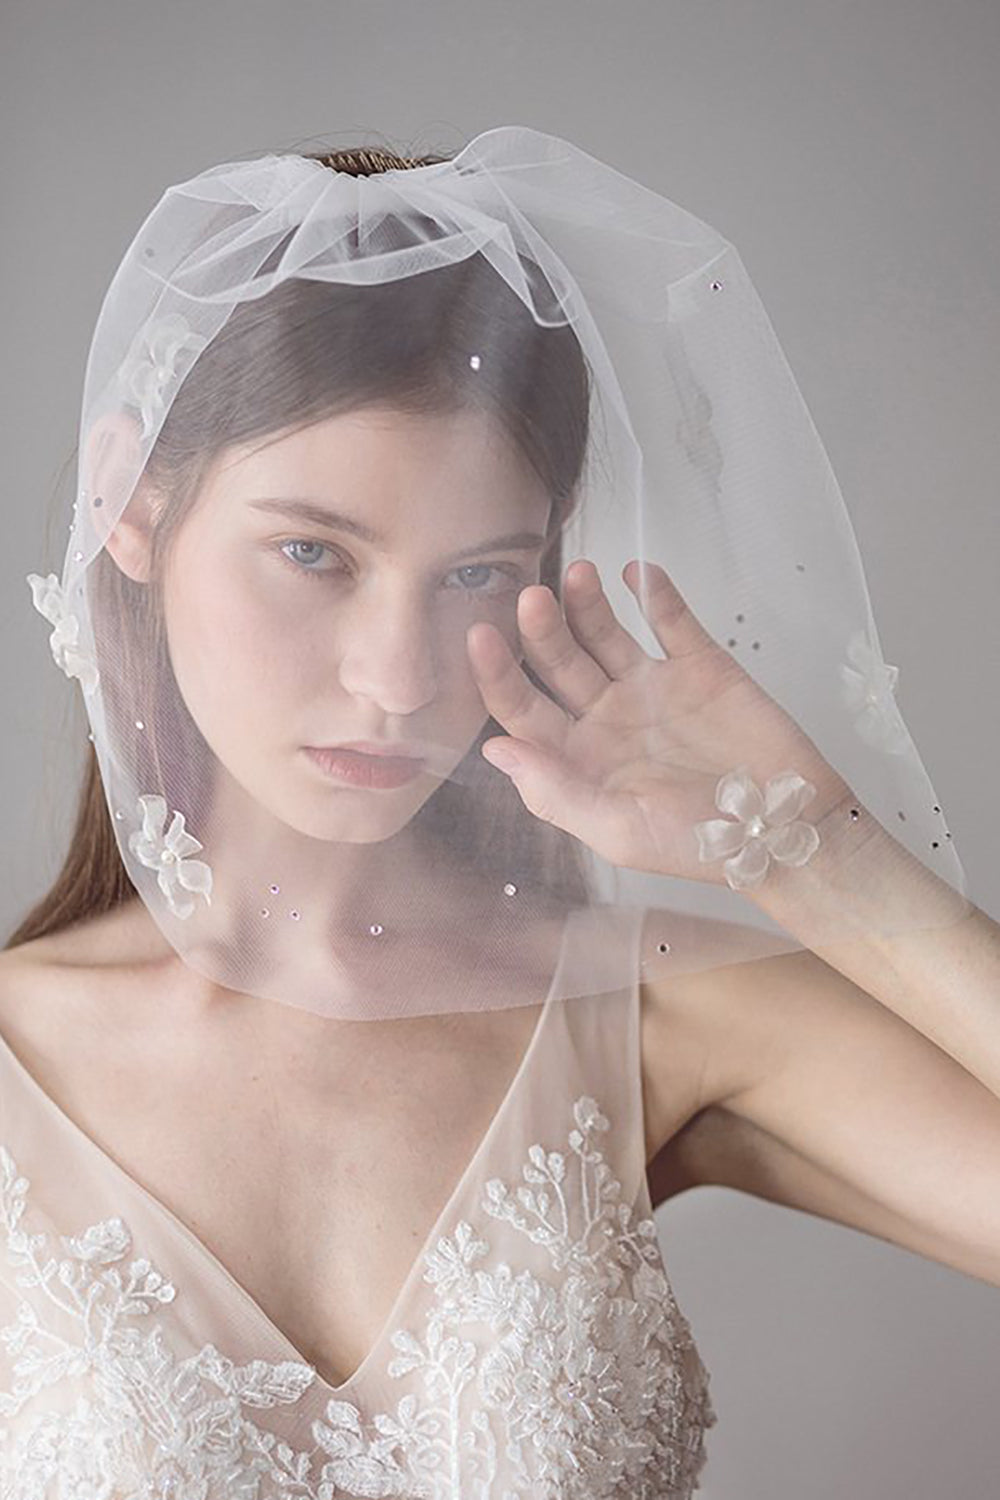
top-left (25, 122), bottom-right (970, 1022)
top-left (5, 125), bottom-right (975, 1493)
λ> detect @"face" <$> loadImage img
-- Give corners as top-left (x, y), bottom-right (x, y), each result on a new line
top-left (159, 406), bottom-right (553, 843)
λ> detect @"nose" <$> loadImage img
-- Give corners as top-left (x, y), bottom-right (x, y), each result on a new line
top-left (336, 584), bottom-right (441, 716)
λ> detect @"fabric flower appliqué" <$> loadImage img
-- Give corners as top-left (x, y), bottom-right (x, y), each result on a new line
top-left (694, 765), bottom-right (821, 891)
top-left (25, 572), bottom-right (99, 695)
top-left (839, 630), bottom-right (910, 755)
top-left (128, 793), bottom-right (213, 919)
top-left (118, 312), bottom-right (208, 440)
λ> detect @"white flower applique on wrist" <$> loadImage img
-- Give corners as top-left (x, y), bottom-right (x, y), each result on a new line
top-left (25, 572), bottom-right (100, 695)
top-left (694, 765), bottom-right (821, 892)
top-left (118, 312), bottom-right (208, 441)
top-left (839, 629), bottom-right (910, 755)
top-left (128, 794), bottom-right (213, 920)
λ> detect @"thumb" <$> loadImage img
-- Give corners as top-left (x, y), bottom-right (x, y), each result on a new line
top-left (481, 737), bottom-right (605, 840)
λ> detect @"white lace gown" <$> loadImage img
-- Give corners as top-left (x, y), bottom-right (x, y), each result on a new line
top-left (0, 906), bottom-right (716, 1497)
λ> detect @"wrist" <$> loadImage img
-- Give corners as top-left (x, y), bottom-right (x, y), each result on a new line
top-left (747, 789), bottom-right (972, 951)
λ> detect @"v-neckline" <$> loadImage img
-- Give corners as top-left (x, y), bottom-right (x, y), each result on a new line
top-left (0, 910), bottom-right (577, 1400)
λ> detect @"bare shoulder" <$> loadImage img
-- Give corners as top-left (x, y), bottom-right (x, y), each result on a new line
top-left (0, 900), bottom-right (155, 1074)
top-left (0, 923), bottom-right (80, 1030)
top-left (637, 904), bottom-right (804, 1172)
top-left (0, 929), bottom-right (82, 1093)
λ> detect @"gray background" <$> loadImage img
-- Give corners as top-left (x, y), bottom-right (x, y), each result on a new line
top-left (2, 1), bottom-right (998, 1494)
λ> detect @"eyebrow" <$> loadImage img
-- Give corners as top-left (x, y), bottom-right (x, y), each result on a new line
top-left (247, 497), bottom-right (548, 561)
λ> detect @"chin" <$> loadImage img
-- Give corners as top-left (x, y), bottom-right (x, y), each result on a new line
top-left (290, 776), bottom-right (437, 844)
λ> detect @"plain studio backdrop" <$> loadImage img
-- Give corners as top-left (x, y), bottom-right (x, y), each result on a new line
top-left (1, 2), bottom-right (998, 1495)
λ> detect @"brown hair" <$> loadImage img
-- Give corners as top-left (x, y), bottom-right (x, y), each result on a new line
top-left (6, 142), bottom-right (595, 951)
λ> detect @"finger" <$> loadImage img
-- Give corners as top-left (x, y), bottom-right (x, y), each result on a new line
top-left (623, 560), bottom-right (718, 660)
top-left (514, 581), bottom-right (610, 717)
top-left (562, 559), bottom-right (649, 679)
top-left (465, 619), bottom-right (571, 754)
top-left (478, 731), bottom-right (640, 868)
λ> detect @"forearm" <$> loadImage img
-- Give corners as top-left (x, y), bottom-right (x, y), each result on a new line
top-left (747, 791), bottom-right (1000, 1101)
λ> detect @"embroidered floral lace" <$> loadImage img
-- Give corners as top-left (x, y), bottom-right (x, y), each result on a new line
top-left (0, 954), bottom-right (716, 1497)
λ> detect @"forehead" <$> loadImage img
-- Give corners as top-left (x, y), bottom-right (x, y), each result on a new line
top-left (204, 406), bottom-right (551, 540)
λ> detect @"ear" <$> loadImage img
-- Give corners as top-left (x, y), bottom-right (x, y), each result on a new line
top-left (83, 410), bottom-right (168, 583)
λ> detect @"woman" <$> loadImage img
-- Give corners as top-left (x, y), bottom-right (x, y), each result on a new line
top-left (0, 130), bottom-right (996, 1496)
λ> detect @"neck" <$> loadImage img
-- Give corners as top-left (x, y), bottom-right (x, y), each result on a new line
top-left (139, 762), bottom-right (496, 1016)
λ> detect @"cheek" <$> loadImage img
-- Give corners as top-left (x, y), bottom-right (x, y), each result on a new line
top-left (163, 553), bottom-right (305, 726)
top-left (454, 588), bottom-right (523, 645)
top-left (437, 596), bottom-right (522, 688)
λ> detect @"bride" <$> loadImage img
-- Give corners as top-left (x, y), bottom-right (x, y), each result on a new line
top-left (0, 130), bottom-right (996, 1497)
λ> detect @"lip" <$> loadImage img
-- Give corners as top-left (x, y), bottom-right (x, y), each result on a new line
top-left (329, 740), bottom-right (426, 758)
top-left (303, 745), bottom-right (426, 789)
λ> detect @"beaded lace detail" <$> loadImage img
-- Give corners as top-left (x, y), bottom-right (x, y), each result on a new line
top-left (0, 1094), bottom-right (715, 1498)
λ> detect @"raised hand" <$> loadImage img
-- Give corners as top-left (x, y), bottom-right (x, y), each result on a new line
top-left (466, 558), bottom-right (852, 888)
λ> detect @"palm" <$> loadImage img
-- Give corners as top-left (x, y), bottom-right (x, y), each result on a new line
top-left (466, 559), bottom-right (843, 884)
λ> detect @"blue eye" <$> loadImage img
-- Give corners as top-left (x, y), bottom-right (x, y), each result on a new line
top-left (276, 541), bottom-right (522, 596)
top-left (446, 563), bottom-right (522, 597)
top-left (278, 540), bottom-right (341, 575)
